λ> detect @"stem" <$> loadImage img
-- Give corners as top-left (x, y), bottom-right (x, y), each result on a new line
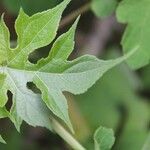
top-left (52, 118), bottom-right (86, 150)
top-left (60, 2), bottom-right (91, 29)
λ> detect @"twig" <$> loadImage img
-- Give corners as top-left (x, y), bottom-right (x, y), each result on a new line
top-left (52, 118), bottom-right (86, 150)
top-left (60, 2), bottom-right (91, 29)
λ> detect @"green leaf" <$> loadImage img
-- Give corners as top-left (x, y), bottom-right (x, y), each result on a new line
top-left (0, 107), bottom-right (8, 144)
top-left (117, 0), bottom-right (150, 69)
top-left (8, 0), bottom-right (71, 68)
top-left (75, 50), bottom-right (142, 139)
top-left (0, 0), bottom-right (72, 131)
top-left (0, 52), bottom-right (127, 132)
top-left (91, 0), bottom-right (118, 18)
top-left (0, 0), bottom-right (136, 134)
top-left (0, 15), bottom-right (10, 65)
top-left (47, 17), bottom-right (80, 61)
top-left (0, 74), bottom-right (8, 107)
top-left (10, 101), bottom-right (23, 132)
top-left (10, 93), bottom-right (51, 132)
top-left (0, 135), bottom-right (6, 144)
top-left (94, 126), bottom-right (115, 150)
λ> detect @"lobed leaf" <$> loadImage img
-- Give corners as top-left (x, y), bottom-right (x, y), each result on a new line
top-left (0, 0), bottom-right (137, 139)
top-left (8, 0), bottom-right (71, 68)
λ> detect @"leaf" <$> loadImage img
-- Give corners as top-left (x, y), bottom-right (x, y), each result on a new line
top-left (117, 0), bottom-right (150, 69)
top-left (75, 50), bottom-right (142, 139)
top-left (94, 126), bottom-right (115, 150)
top-left (8, 0), bottom-right (71, 68)
top-left (34, 16), bottom-right (80, 69)
top-left (0, 52), bottom-right (127, 132)
top-left (0, 15), bottom-right (10, 65)
top-left (142, 133), bottom-right (150, 150)
top-left (0, 74), bottom-right (8, 107)
top-left (0, 0), bottom-right (136, 134)
top-left (91, 0), bottom-right (118, 18)
top-left (10, 93), bottom-right (51, 131)
top-left (0, 135), bottom-right (6, 144)
top-left (0, 107), bottom-right (8, 144)
top-left (0, 0), bottom-right (71, 131)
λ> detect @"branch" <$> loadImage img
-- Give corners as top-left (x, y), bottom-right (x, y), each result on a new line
top-left (60, 2), bottom-right (91, 29)
top-left (52, 118), bottom-right (86, 150)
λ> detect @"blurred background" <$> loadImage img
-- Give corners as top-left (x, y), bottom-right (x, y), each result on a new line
top-left (0, 0), bottom-right (150, 150)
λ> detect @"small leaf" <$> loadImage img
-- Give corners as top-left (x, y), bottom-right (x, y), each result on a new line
top-left (0, 0), bottom-right (137, 136)
top-left (47, 16), bottom-right (80, 61)
top-left (94, 126), bottom-right (115, 150)
top-left (10, 101), bottom-right (23, 132)
top-left (91, 0), bottom-right (118, 18)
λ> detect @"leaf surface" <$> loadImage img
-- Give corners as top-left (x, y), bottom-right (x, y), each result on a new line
top-left (117, 0), bottom-right (150, 69)
top-left (0, 0), bottom-right (135, 134)
top-left (8, 0), bottom-right (71, 68)
top-left (0, 16), bottom-right (10, 65)
top-left (0, 107), bottom-right (8, 144)
top-left (94, 126), bottom-right (115, 150)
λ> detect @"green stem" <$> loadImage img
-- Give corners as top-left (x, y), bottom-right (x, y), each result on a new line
top-left (60, 2), bottom-right (91, 29)
top-left (52, 118), bottom-right (86, 150)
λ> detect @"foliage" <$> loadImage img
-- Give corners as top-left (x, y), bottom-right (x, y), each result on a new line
top-left (0, 135), bottom-right (6, 144)
top-left (0, 0), bottom-right (150, 149)
top-left (94, 127), bottom-right (115, 150)
top-left (2, 0), bottom-right (62, 15)
top-left (76, 51), bottom-right (149, 150)
top-left (91, 0), bottom-right (118, 18)
top-left (0, 0), bottom-right (135, 147)
top-left (116, 0), bottom-right (150, 69)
